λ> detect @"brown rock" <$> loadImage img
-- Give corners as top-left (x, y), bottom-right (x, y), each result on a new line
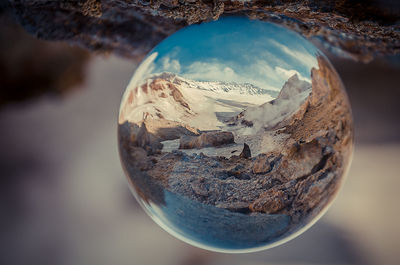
top-left (190, 178), bottom-right (209, 197)
top-left (128, 147), bottom-right (153, 171)
top-left (144, 119), bottom-right (199, 141)
top-left (6, 0), bottom-right (400, 61)
top-left (134, 123), bottom-right (163, 154)
top-left (178, 135), bottom-right (195, 149)
top-left (252, 154), bottom-right (273, 174)
top-left (135, 122), bottom-right (151, 148)
top-left (179, 131), bottom-right (234, 149)
top-left (294, 172), bottom-right (336, 210)
top-left (250, 189), bottom-right (290, 214)
top-left (7, 1), bottom-right (400, 62)
top-left (277, 140), bottom-right (324, 180)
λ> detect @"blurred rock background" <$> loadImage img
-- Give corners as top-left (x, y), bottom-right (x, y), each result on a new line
top-left (0, 15), bottom-right (90, 106)
top-left (1, 4), bottom-right (400, 265)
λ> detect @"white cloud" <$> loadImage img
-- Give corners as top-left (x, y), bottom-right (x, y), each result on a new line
top-left (244, 60), bottom-right (312, 90)
top-left (270, 40), bottom-right (317, 69)
top-left (161, 56), bottom-right (181, 73)
top-left (182, 60), bottom-right (283, 91)
top-left (152, 54), bottom-right (313, 93)
top-left (247, 60), bottom-right (282, 86)
top-left (183, 61), bottom-right (237, 83)
top-left (275, 66), bottom-right (311, 82)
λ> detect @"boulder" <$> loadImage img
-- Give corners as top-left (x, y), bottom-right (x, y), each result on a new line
top-left (252, 154), bottom-right (273, 174)
top-left (129, 147), bottom-right (153, 171)
top-left (134, 123), bottom-right (163, 154)
top-left (250, 189), bottom-right (290, 214)
top-left (179, 131), bottom-right (234, 149)
top-left (277, 140), bottom-right (324, 180)
top-left (144, 119), bottom-right (199, 141)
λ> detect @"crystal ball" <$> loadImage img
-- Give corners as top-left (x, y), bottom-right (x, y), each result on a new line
top-left (118, 17), bottom-right (353, 253)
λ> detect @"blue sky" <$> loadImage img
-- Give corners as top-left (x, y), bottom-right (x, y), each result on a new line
top-left (133, 17), bottom-right (320, 91)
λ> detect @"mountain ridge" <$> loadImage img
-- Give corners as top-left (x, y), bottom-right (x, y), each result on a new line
top-left (149, 72), bottom-right (280, 98)
top-left (120, 72), bottom-right (279, 128)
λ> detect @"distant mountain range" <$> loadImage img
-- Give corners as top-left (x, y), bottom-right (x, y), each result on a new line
top-left (147, 72), bottom-right (280, 97)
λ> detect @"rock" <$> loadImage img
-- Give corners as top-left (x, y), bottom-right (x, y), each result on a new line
top-left (239, 143), bottom-right (251, 159)
top-left (276, 95), bottom-right (310, 129)
top-left (190, 179), bottom-right (209, 197)
top-left (129, 147), bottom-right (153, 171)
top-left (252, 154), bottom-right (273, 174)
top-left (294, 172), bottom-right (336, 211)
top-left (144, 119), bottom-right (199, 141)
top-left (282, 56), bottom-right (354, 150)
top-left (135, 122), bottom-right (151, 147)
top-left (240, 119), bottom-right (253, 127)
top-left (277, 74), bottom-right (311, 100)
top-left (178, 135), bottom-right (196, 149)
top-left (179, 131), bottom-right (234, 149)
top-left (250, 189), bottom-right (290, 214)
top-left (277, 140), bottom-right (324, 180)
top-left (134, 123), bottom-right (163, 154)
top-left (6, 1), bottom-right (399, 62)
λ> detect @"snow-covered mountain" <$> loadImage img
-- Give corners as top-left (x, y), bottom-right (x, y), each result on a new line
top-left (232, 74), bottom-right (312, 134)
top-left (119, 73), bottom-right (276, 131)
top-left (278, 74), bottom-right (311, 100)
top-left (146, 72), bottom-right (279, 97)
top-left (173, 76), bottom-right (279, 98)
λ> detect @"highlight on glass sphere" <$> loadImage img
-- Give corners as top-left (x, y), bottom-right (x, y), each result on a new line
top-left (118, 16), bottom-right (353, 253)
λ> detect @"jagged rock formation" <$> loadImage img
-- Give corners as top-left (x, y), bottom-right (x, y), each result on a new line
top-left (277, 74), bottom-right (311, 100)
top-left (5, 0), bottom-right (400, 62)
top-left (119, 121), bottom-right (163, 155)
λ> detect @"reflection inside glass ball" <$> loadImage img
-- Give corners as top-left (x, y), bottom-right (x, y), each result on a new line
top-left (118, 17), bottom-right (353, 253)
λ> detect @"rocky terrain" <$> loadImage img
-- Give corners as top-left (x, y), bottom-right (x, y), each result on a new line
top-left (5, 1), bottom-right (399, 62)
top-left (119, 54), bottom-right (353, 235)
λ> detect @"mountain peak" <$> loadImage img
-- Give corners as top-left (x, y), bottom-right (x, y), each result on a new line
top-left (278, 74), bottom-right (311, 100)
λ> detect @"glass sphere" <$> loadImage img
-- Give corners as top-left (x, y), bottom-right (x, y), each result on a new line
top-left (118, 17), bottom-right (353, 253)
